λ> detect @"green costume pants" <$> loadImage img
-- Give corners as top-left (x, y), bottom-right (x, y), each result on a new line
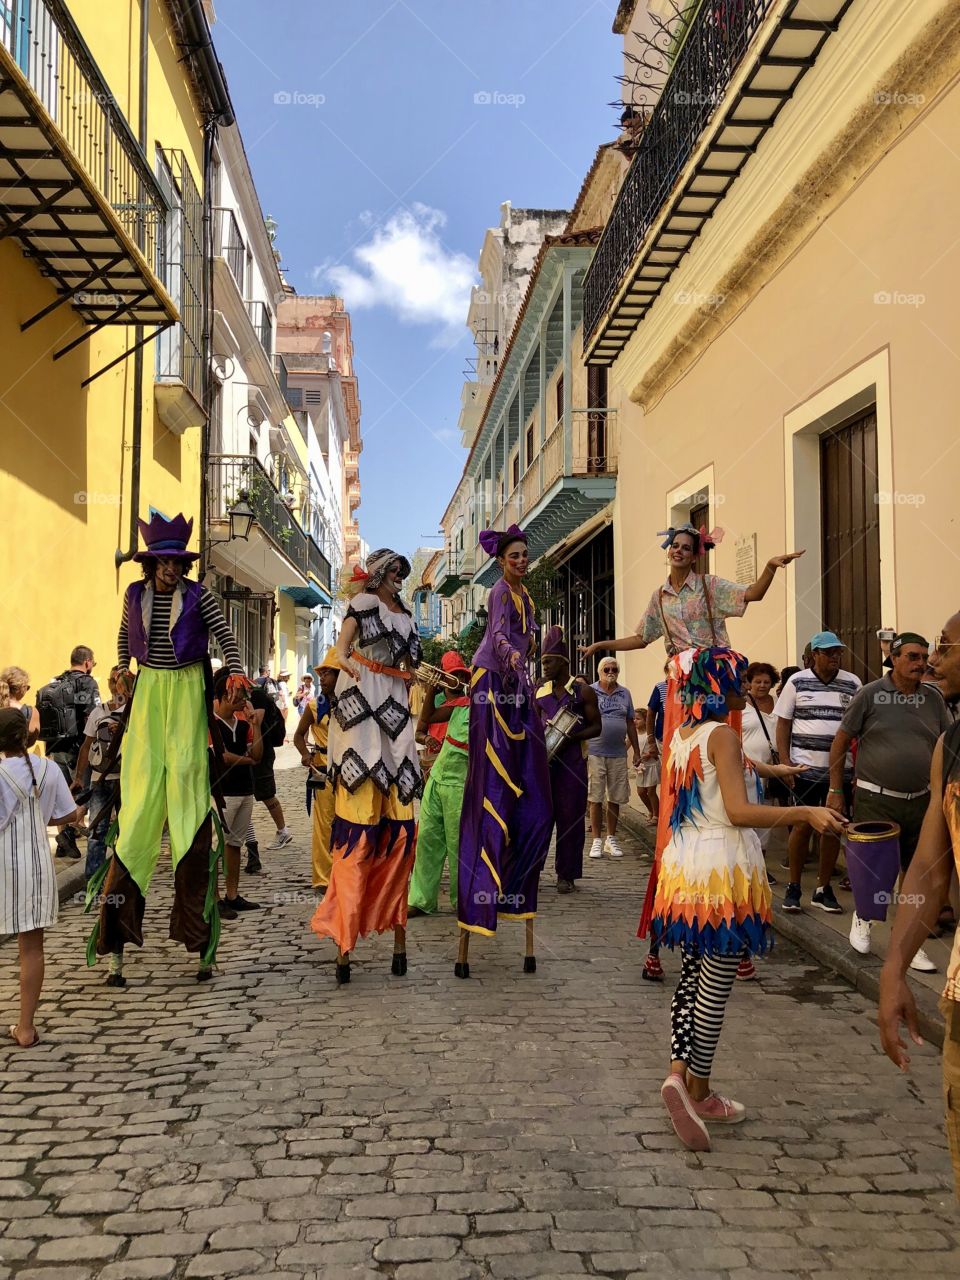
top-left (97, 665), bottom-right (217, 959)
top-left (408, 770), bottom-right (462, 913)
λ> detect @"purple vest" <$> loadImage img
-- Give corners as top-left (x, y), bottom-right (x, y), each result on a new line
top-left (126, 579), bottom-right (210, 666)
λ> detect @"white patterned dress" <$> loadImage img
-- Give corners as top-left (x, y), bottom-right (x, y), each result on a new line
top-left (0, 756), bottom-right (75, 934)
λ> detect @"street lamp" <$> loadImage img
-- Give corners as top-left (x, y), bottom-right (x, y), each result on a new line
top-left (228, 491), bottom-right (255, 541)
top-left (476, 604), bottom-right (488, 627)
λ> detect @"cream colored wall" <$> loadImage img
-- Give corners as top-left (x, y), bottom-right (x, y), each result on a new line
top-left (610, 79), bottom-right (960, 700)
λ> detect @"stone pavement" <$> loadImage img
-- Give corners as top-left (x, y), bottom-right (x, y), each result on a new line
top-left (1, 753), bottom-right (958, 1280)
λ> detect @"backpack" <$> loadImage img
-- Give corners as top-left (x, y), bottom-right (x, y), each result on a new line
top-left (37, 671), bottom-right (97, 747)
top-left (88, 707), bottom-right (124, 775)
top-left (249, 687), bottom-right (286, 749)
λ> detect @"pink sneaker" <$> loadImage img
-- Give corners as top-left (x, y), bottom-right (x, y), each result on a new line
top-left (692, 1092), bottom-right (746, 1124)
top-left (660, 1074), bottom-right (711, 1151)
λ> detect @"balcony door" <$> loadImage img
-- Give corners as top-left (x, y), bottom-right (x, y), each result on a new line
top-left (586, 365), bottom-right (608, 474)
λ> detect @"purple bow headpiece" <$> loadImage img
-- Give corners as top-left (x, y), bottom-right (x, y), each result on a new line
top-left (479, 523), bottom-right (527, 557)
top-left (657, 522), bottom-right (724, 552)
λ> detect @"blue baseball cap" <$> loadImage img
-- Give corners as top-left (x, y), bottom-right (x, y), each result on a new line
top-left (809, 630), bottom-right (844, 651)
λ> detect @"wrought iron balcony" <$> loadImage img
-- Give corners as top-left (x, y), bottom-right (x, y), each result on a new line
top-left (215, 206), bottom-right (245, 294)
top-left (583, 0), bottom-right (851, 363)
top-left (246, 299), bottom-right (272, 357)
top-left (307, 535), bottom-right (332, 592)
top-left (208, 453), bottom-right (309, 585)
top-left (0, 0), bottom-right (175, 362)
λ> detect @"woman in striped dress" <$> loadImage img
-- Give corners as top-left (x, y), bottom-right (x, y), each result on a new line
top-left (0, 709), bottom-right (80, 1047)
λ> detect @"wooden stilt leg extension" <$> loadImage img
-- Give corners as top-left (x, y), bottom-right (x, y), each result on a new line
top-left (391, 925), bottom-right (407, 975)
top-left (454, 928), bottom-right (470, 979)
top-left (335, 948), bottom-right (351, 985)
top-left (523, 918), bottom-right (536, 973)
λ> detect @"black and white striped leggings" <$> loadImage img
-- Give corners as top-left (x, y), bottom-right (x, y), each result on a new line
top-left (670, 946), bottom-right (743, 1078)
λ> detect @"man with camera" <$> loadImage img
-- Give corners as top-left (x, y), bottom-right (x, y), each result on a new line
top-left (828, 631), bottom-right (952, 968)
top-left (37, 645), bottom-right (101, 859)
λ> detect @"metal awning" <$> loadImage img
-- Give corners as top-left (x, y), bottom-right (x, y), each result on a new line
top-left (584, 0), bottom-right (853, 364)
top-left (282, 584), bottom-right (330, 610)
top-left (474, 477), bottom-right (616, 588)
top-left (0, 2), bottom-right (177, 380)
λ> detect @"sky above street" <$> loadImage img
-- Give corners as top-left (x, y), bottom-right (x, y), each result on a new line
top-left (214, 0), bottom-right (619, 564)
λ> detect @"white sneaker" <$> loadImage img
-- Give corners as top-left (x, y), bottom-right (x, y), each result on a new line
top-left (605, 836), bottom-right (624, 858)
top-left (588, 838), bottom-right (603, 859)
top-left (848, 913), bottom-right (872, 955)
top-left (270, 829), bottom-right (294, 849)
top-left (909, 947), bottom-right (937, 973)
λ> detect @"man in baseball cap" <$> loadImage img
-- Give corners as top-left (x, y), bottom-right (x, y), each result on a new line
top-left (830, 630), bottom-right (951, 969)
top-left (774, 631), bottom-right (862, 914)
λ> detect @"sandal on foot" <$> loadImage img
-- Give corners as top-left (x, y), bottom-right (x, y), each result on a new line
top-left (8, 1024), bottom-right (40, 1048)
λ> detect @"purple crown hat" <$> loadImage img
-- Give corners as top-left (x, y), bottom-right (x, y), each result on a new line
top-left (479, 522), bottom-right (527, 557)
top-left (133, 512), bottom-right (201, 562)
top-left (542, 625), bottom-right (568, 660)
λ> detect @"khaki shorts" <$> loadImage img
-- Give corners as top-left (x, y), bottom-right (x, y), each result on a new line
top-left (222, 794), bottom-right (254, 848)
top-left (588, 754), bottom-right (630, 805)
top-left (943, 999), bottom-right (960, 1201)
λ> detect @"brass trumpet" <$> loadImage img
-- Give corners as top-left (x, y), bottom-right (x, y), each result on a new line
top-left (416, 662), bottom-right (468, 694)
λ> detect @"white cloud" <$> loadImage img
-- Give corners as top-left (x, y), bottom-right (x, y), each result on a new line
top-left (316, 204), bottom-right (475, 343)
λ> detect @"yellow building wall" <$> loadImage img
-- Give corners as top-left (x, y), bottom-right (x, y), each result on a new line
top-left (609, 80), bottom-right (960, 701)
top-left (0, 1), bottom-right (206, 689)
top-left (275, 594), bottom-right (298, 683)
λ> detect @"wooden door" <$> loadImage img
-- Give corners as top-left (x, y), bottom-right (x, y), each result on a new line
top-left (689, 500), bottom-right (710, 577)
top-left (820, 410), bottom-right (881, 683)
top-left (586, 365), bottom-right (608, 474)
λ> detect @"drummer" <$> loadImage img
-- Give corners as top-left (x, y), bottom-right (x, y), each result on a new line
top-left (536, 628), bottom-right (601, 893)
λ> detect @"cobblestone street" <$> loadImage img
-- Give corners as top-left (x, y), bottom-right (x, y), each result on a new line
top-left (1, 754), bottom-right (958, 1280)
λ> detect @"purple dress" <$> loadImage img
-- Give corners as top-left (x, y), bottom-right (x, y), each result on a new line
top-left (457, 578), bottom-right (552, 935)
top-left (536, 678), bottom-right (588, 882)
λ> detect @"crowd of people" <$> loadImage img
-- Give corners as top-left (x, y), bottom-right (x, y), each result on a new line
top-left (1, 512), bottom-right (957, 1198)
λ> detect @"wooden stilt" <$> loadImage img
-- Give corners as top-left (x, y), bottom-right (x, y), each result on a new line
top-left (523, 919), bottom-right (536, 973)
top-left (391, 926), bottom-right (407, 975)
top-left (455, 928), bottom-right (470, 978)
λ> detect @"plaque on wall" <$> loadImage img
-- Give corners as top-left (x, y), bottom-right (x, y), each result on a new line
top-left (735, 534), bottom-right (757, 585)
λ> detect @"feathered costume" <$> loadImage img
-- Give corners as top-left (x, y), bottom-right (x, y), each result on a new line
top-left (649, 648), bottom-right (772, 957)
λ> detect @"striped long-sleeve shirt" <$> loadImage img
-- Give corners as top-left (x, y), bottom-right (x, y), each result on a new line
top-left (118, 584), bottom-right (244, 674)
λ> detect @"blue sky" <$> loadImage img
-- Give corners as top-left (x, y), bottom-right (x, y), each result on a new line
top-left (214, 0), bottom-right (620, 560)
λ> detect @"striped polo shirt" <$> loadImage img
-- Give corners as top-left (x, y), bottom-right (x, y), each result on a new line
top-left (772, 668), bottom-right (862, 776)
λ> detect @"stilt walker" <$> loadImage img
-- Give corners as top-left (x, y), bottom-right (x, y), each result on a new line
top-left (535, 627), bottom-right (601, 893)
top-left (87, 513), bottom-right (248, 985)
top-left (582, 524), bottom-right (803, 980)
top-left (310, 551), bottom-right (422, 984)
top-left (408, 652), bottom-right (471, 915)
top-left (456, 524), bottom-right (552, 977)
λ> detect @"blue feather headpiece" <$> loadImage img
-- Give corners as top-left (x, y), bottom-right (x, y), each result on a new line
top-left (671, 647), bottom-right (748, 725)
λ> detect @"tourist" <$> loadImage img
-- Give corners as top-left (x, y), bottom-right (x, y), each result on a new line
top-left (212, 669), bottom-right (263, 918)
top-left (588, 657), bottom-right (640, 859)
top-left (293, 651), bottom-right (340, 896)
top-left (71, 667), bottom-right (134, 880)
top-left (0, 667), bottom-right (40, 747)
top-left (638, 663), bottom-right (670, 824)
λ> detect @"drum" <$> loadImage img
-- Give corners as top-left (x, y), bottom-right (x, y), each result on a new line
top-left (844, 820), bottom-right (901, 922)
top-left (544, 706), bottom-right (581, 763)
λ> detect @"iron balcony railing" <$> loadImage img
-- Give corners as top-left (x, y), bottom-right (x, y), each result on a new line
top-left (215, 206), bottom-right (245, 294)
top-left (582, 0), bottom-right (774, 340)
top-left (307, 535), bottom-right (332, 592)
top-left (0, 0), bottom-right (167, 264)
top-left (246, 300), bottom-right (273, 358)
top-left (208, 454), bottom-right (309, 577)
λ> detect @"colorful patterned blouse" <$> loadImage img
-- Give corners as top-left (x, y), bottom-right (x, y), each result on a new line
top-left (636, 573), bottom-right (748, 655)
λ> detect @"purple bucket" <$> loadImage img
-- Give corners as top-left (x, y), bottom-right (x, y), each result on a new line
top-left (844, 820), bottom-right (901, 922)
